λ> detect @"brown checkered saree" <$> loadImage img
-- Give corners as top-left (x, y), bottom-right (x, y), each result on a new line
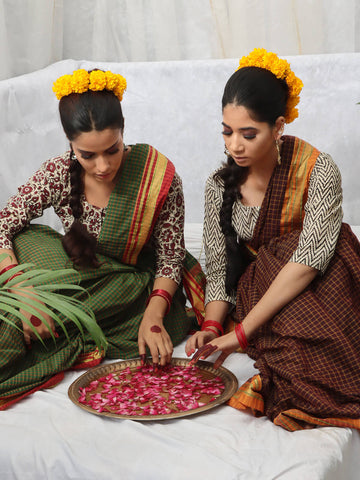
top-left (228, 137), bottom-right (360, 430)
top-left (0, 144), bottom-right (205, 409)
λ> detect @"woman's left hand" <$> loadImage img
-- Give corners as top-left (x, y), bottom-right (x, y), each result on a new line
top-left (138, 312), bottom-right (173, 368)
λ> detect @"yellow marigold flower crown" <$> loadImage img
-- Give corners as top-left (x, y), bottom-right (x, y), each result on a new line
top-left (52, 69), bottom-right (127, 101)
top-left (236, 48), bottom-right (303, 123)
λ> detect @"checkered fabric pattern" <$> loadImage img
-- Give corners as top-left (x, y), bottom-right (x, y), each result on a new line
top-left (0, 145), bottom-right (201, 403)
top-left (229, 137), bottom-right (360, 429)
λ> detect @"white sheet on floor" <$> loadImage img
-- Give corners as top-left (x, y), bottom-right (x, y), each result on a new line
top-left (1, 340), bottom-right (360, 480)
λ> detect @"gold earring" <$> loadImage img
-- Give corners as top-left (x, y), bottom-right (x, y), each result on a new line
top-left (276, 140), bottom-right (281, 165)
top-left (224, 146), bottom-right (231, 157)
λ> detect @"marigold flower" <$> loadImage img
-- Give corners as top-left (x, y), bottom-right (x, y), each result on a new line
top-left (71, 69), bottom-right (89, 94)
top-left (52, 74), bottom-right (73, 100)
top-left (237, 48), bottom-right (303, 124)
top-left (52, 68), bottom-right (127, 101)
top-left (105, 71), bottom-right (119, 90)
top-left (89, 70), bottom-right (107, 91)
top-left (113, 78), bottom-right (127, 101)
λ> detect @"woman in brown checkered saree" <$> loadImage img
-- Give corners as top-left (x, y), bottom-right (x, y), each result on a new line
top-left (0, 70), bottom-right (205, 409)
top-left (186, 49), bottom-right (360, 431)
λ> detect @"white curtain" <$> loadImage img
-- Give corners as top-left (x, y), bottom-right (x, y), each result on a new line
top-left (1, 0), bottom-right (359, 80)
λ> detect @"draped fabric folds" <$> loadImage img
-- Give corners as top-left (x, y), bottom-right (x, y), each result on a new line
top-left (0, 144), bottom-right (205, 409)
top-left (229, 136), bottom-right (360, 431)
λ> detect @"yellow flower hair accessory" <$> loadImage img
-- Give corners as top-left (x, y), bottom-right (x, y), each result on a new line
top-left (53, 69), bottom-right (127, 101)
top-left (236, 48), bottom-right (303, 123)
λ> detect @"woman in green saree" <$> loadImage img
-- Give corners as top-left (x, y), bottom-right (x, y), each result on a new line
top-left (0, 69), bottom-right (204, 408)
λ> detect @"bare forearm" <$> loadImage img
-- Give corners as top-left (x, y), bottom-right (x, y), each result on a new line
top-left (205, 300), bottom-right (231, 324)
top-left (188, 262), bottom-right (319, 367)
top-left (242, 262), bottom-right (318, 338)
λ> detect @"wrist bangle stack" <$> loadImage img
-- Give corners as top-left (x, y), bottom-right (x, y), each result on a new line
top-left (0, 264), bottom-right (17, 276)
top-left (146, 289), bottom-right (172, 315)
top-left (5, 272), bottom-right (23, 284)
top-left (201, 320), bottom-right (224, 336)
top-left (0, 264), bottom-right (23, 285)
top-left (235, 323), bottom-right (248, 350)
top-left (202, 327), bottom-right (220, 337)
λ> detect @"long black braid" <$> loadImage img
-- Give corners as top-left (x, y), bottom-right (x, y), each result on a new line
top-left (61, 148), bottom-right (100, 268)
top-left (214, 158), bottom-right (250, 295)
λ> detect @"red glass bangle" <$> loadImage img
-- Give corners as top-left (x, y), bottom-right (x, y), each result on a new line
top-left (0, 264), bottom-right (17, 276)
top-left (201, 320), bottom-right (224, 336)
top-left (146, 289), bottom-right (172, 315)
top-left (235, 323), bottom-right (248, 350)
top-left (4, 272), bottom-right (23, 285)
top-left (203, 327), bottom-right (220, 338)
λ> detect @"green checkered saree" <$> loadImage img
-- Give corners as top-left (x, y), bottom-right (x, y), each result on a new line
top-left (0, 144), bottom-right (205, 407)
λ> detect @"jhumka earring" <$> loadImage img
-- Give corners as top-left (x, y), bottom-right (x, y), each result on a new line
top-left (224, 146), bottom-right (231, 157)
top-left (276, 140), bottom-right (281, 165)
top-left (69, 144), bottom-right (77, 162)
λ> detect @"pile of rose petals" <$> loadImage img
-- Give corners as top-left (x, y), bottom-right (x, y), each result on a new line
top-left (78, 364), bottom-right (225, 416)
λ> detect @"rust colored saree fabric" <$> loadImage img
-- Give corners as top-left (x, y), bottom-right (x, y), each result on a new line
top-left (229, 137), bottom-right (360, 430)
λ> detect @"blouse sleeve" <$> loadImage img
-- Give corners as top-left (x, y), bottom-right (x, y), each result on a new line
top-left (0, 157), bottom-right (68, 250)
top-left (203, 174), bottom-right (236, 306)
top-left (290, 153), bottom-right (343, 273)
top-left (153, 172), bottom-right (186, 285)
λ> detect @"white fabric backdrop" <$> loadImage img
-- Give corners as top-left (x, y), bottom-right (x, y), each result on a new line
top-left (1, 54), bottom-right (360, 227)
top-left (0, 0), bottom-right (359, 80)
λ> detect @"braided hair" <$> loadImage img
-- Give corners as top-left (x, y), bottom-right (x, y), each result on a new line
top-left (218, 66), bottom-right (288, 294)
top-left (58, 89), bottom-right (124, 268)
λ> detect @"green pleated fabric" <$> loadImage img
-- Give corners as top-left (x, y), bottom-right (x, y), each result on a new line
top-left (0, 144), bottom-right (200, 400)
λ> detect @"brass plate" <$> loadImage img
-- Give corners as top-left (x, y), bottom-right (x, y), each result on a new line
top-left (68, 357), bottom-right (238, 421)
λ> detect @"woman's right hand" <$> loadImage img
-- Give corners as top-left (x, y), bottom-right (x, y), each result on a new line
top-left (187, 330), bottom-right (241, 369)
top-left (0, 252), bottom-right (56, 344)
top-left (16, 285), bottom-right (56, 345)
top-left (21, 308), bottom-right (56, 345)
top-left (185, 329), bottom-right (218, 357)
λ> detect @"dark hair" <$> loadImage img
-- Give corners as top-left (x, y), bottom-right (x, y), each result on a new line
top-left (222, 66), bottom-right (288, 124)
top-left (217, 67), bottom-right (288, 294)
top-left (59, 90), bottom-right (124, 140)
top-left (59, 88), bottom-right (124, 269)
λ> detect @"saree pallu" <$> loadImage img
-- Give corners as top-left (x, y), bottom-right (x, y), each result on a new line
top-left (228, 137), bottom-right (360, 431)
top-left (0, 144), bottom-right (205, 409)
